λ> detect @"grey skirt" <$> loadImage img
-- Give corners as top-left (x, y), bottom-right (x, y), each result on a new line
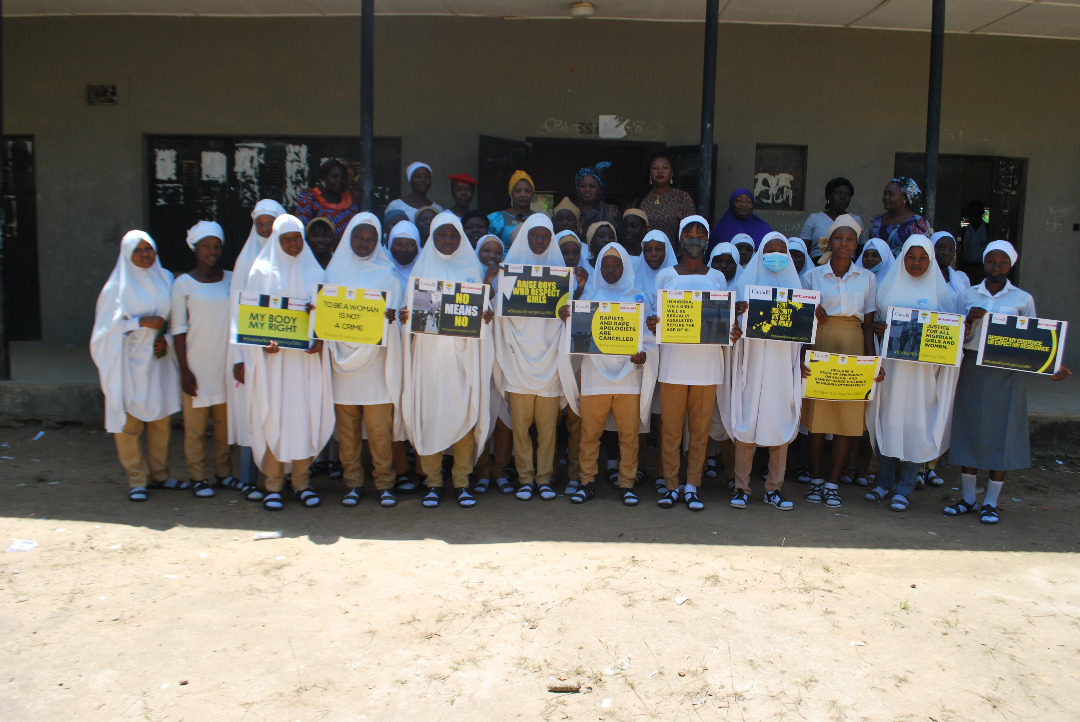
top-left (948, 354), bottom-right (1030, 471)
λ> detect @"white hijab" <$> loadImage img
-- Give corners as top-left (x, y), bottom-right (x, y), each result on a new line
top-left (555, 230), bottom-right (594, 274)
top-left (929, 231), bottom-right (970, 296)
top-left (722, 233), bottom-right (802, 446)
top-left (730, 232), bottom-right (755, 268)
top-left (785, 236), bottom-right (813, 289)
top-left (228, 199), bottom-right (285, 445)
top-left (494, 214), bottom-right (566, 397)
top-left (633, 229), bottom-right (677, 317)
top-left (90, 231), bottom-right (180, 433)
top-left (387, 220), bottom-right (422, 282)
top-left (401, 211), bottom-right (494, 457)
top-left (855, 238), bottom-right (895, 280)
top-left (708, 242), bottom-right (741, 291)
top-left (868, 234), bottom-right (960, 463)
top-left (186, 220), bottom-right (224, 250)
top-left (242, 215), bottom-right (334, 464)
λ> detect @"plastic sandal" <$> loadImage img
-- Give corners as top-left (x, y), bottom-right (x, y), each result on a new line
top-left (704, 458), bottom-right (718, 479)
top-left (565, 479), bottom-right (581, 495)
top-left (262, 492), bottom-right (283, 511)
top-left (148, 478), bottom-right (188, 490)
top-left (622, 489), bottom-right (639, 506)
top-left (342, 488), bottom-right (361, 507)
top-left (684, 491), bottom-right (704, 511)
top-left (422, 488), bottom-right (441, 508)
top-left (515, 484), bottom-right (534, 501)
top-left (805, 484), bottom-right (825, 503)
top-left (889, 495), bottom-right (910, 512)
top-left (979, 504), bottom-right (1000, 525)
top-left (926, 470), bottom-right (944, 487)
top-left (944, 499), bottom-right (978, 516)
top-left (730, 490), bottom-right (748, 509)
top-left (569, 483), bottom-right (596, 504)
top-left (657, 489), bottom-right (679, 509)
top-left (494, 477), bottom-right (515, 494)
top-left (855, 473), bottom-right (875, 487)
top-left (839, 469), bottom-right (855, 485)
top-left (240, 481), bottom-right (264, 502)
top-left (457, 488), bottom-right (476, 508)
top-left (327, 461), bottom-right (343, 480)
top-left (190, 480), bottom-right (215, 498)
top-left (863, 487), bottom-right (891, 503)
top-left (607, 467), bottom-right (620, 488)
top-left (796, 465), bottom-right (812, 483)
top-left (653, 477), bottom-right (667, 495)
top-left (394, 475), bottom-right (418, 494)
top-left (294, 488), bottom-right (321, 508)
top-left (823, 487), bottom-right (844, 508)
top-left (214, 475), bottom-right (242, 490)
top-left (127, 486), bottom-right (148, 502)
top-left (537, 484), bottom-right (557, 501)
top-left (764, 490), bottom-right (793, 510)
top-left (473, 478), bottom-right (490, 495)
top-left (914, 472), bottom-right (926, 490)
top-left (379, 490), bottom-right (398, 507)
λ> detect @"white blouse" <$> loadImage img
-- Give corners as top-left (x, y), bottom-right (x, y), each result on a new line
top-left (958, 280), bottom-right (1036, 351)
top-left (653, 267), bottom-right (726, 386)
top-left (800, 211), bottom-right (864, 259)
top-left (581, 357), bottom-right (644, 397)
top-left (806, 262), bottom-right (876, 321)
top-left (170, 271), bottom-right (232, 408)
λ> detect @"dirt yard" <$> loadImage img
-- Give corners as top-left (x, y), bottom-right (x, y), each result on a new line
top-left (2, 424), bottom-right (1079, 721)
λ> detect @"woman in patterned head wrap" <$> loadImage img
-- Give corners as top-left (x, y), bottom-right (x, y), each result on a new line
top-left (574, 161), bottom-right (620, 236)
top-left (867, 177), bottom-right (932, 256)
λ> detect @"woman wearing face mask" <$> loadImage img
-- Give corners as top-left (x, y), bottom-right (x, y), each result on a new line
top-left (558, 243), bottom-right (656, 505)
top-left (385, 162), bottom-right (442, 223)
top-left (724, 232), bottom-right (802, 511)
top-left (645, 216), bottom-right (729, 511)
top-left (801, 215), bottom-right (882, 508)
top-left (241, 215), bottom-right (334, 511)
top-left (91, 231), bottom-right (183, 502)
top-left (864, 236), bottom-right (960, 512)
top-left (574, 162), bottom-right (620, 238)
top-left (399, 212), bottom-right (495, 509)
top-left (945, 241), bottom-right (1070, 524)
top-left (487, 170), bottom-right (537, 246)
top-left (228, 200), bottom-right (286, 501)
top-left (800, 177), bottom-right (862, 263)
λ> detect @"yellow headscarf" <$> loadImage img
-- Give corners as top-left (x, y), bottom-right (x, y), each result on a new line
top-left (508, 170), bottom-right (535, 198)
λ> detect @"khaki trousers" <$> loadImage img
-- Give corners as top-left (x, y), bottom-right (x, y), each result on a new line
top-left (335, 403), bottom-right (395, 491)
top-left (507, 392), bottom-right (560, 487)
top-left (734, 440), bottom-right (789, 493)
top-left (114, 413), bottom-right (172, 488)
top-left (579, 394), bottom-right (639, 488)
top-left (553, 408), bottom-right (582, 482)
top-left (262, 451), bottom-right (312, 493)
top-left (475, 418), bottom-right (513, 480)
top-left (659, 383), bottom-right (716, 489)
top-left (181, 394), bottom-right (232, 482)
top-left (419, 432), bottom-right (475, 489)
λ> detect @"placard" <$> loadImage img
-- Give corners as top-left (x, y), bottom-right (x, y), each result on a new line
top-left (567, 301), bottom-right (644, 355)
top-left (742, 285), bottom-right (820, 344)
top-left (802, 350), bottom-right (880, 401)
top-left (883, 307), bottom-right (963, 366)
top-left (407, 277), bottom-right (488, 339)
top-left (310, 284), bottom-right (388, 346)
top-left (655, 290), bottom-right (735, 346)
top-left (496, 264), bottom-right (572, 319)
top-left (232, 291), bottom-right (311, 350)
top-left (977, 313), bottom-right (1068, 375)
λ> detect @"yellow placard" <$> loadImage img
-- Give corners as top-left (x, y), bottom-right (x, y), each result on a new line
top-left (590, 303), bottom-right (641, 355)
top-left (917, 311), bottom-right (963, 365)
top-left (312, 284), bottom-right (387, 346)
top-left (803, 351), bottom-right (879, 401)
top-left (658, 291), bottom-right (702, 343)
top-left (234, 292), bottom-right (310, 349)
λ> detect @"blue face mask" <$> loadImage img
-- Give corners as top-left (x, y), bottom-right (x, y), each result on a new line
top-left (869, 261), bottom-right (883, 273)
top-left (762, 252), bottom-right (790, 272)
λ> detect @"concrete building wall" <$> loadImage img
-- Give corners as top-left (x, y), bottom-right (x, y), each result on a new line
top-left (4, 16), bottom-right (1079, 362)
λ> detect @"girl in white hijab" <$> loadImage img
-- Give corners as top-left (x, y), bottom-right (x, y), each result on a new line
top-left (556, 230), bottom-right (594, 275)
top-left (646, 216), bottom-right (728, 511)
top-left (242, 214), bottom-right (335, 511)
top-left (931, 230), bottom-right (971, 297)
top-left (785, 237), bottom-right (813, 289)
top-left (400, 211), bottom-right (494, 509)
top-left (171, 221), bottom-right (234, 499)
top-left (91, 231), bottom-right (182, 502)
top-left (226, 199), bottom-right (285, 501)
top-left (324, 212), bottom-right (406, 509)
top-left (493, 213), bottom-right (568, 502)
top-left (633, 230), bottom-right (677, 319)
top-left (854, 238), bottom-right (894, 280)
top-left (557, 242), bottom-right (657, 505)
top-left (864, 235), bottom-right (960, 512)
top-left (731, 233), bottom-right (755, 268)
top-left (723, 231), bottom-right (803, 511)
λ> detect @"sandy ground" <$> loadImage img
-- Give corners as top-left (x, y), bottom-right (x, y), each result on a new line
top-left (2, 424), bottom-right (1080, 721)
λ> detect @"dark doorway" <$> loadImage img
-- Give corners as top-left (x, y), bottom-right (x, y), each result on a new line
top-left (478, 136), bottom-right (716, 219)
top-left (2, 137), bottom-right (40, 341)
top-left (146, 135), bottom-right (401, 274)
top-left (895, 153), bottom-right (1027, 280)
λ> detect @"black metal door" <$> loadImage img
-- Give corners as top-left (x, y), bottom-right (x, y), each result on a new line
top-left (146, 135), bottom-right (401, 274)
top-left (2, 137), bottom-right (40, 341)
top-left (665, 144), bottom-right (718, 221)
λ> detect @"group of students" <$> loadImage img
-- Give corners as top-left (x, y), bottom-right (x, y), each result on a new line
top-left (90, 168), bottom-right (1068, 525)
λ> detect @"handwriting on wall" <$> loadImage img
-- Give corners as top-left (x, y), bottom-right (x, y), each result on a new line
top-left (539, 115), bottom-right (659, 139)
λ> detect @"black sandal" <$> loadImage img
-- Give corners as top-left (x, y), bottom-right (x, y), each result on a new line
top-left (148, 478), bottom-right (188, 490)
top-left (240, 481), bottom-right (264, 502)
top-left (569, 483), bottom-right (595, 504)
top-left (294, 488), bottom-right (321, 508)
top-left (607, 467), bottom-right (620, 488)
top-left (214, 475), bottom-right (242, 490)
top-left (622, 489), bottom-right (640, 506)
top-left (191, 480), bottom-right (215, 498)
top-left (979, 504), bottom-right (1000, 525)
top-left (127, 486), bottom-right (148, 502)
top-left (657, 489), bottom-right (679, 509)
top-left (263, 492), bottom-right (283, 511)
top-left (944, 499), bottom-right (978, 516)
